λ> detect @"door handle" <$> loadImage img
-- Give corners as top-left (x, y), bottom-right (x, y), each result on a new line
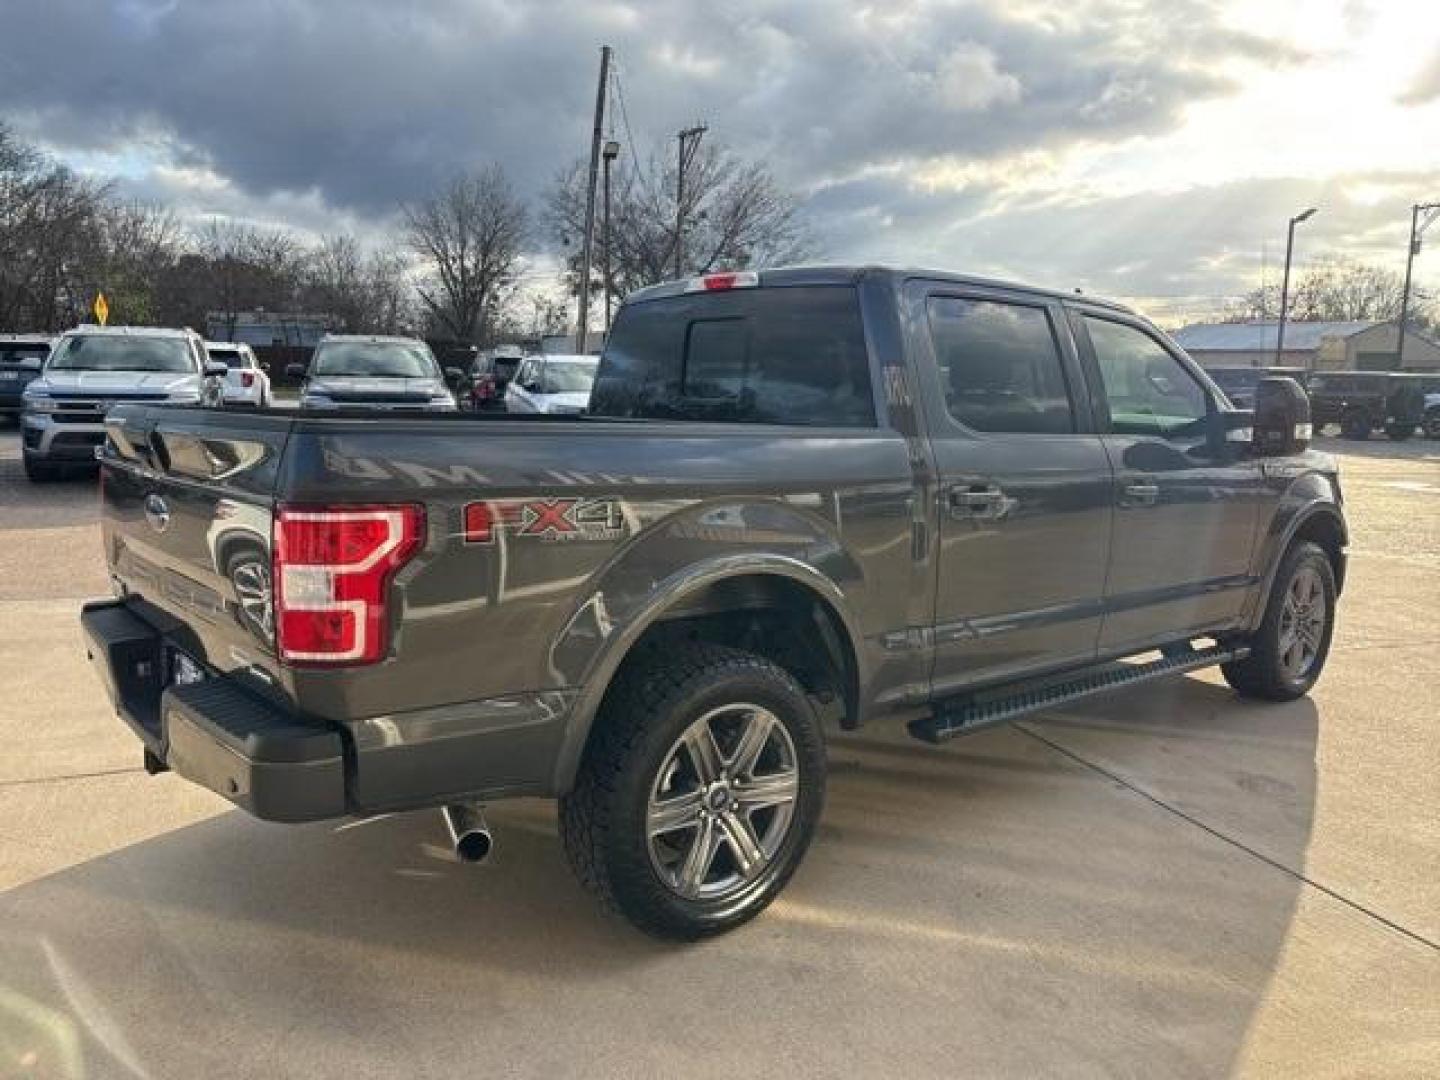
top-left (1121, 481), bottom-right (1160, 508)
top-left (948, 482), bottom-right (1009, 520)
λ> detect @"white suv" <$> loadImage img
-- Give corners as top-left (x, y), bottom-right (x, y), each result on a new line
top-left (21, 326), bottom-right (223, 481)
top-left (205, 341), bottom-right (272, 407)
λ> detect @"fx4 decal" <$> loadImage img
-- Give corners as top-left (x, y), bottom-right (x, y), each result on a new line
top-left (463, 498), bottom-right (626, 544)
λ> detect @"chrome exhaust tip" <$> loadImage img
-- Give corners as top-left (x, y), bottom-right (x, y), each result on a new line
top-left (441, 803), bottom-right (493, 864)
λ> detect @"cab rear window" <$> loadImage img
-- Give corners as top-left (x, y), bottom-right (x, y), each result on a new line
top-left (591, 286), bottom-right (875, 426)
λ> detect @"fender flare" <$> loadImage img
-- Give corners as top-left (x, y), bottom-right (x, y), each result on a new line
top-left (1244, 500), bottom-right (1347, 632)
top-left (549, 553), bottom-right (867, 795)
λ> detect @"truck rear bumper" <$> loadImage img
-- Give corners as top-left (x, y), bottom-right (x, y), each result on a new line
top-left (81, 600), bottom-right (347, 822)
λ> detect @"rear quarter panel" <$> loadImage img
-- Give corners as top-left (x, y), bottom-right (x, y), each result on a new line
top-left (277, 419), bottom-right (920, 727)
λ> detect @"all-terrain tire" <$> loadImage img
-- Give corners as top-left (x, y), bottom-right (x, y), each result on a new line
top-left (1340, 409), bottom-right (1371, 440)
top-left (1222, 541), bottom-right (1336, 702)
top-left (559, 642), bottom-right (826, 940)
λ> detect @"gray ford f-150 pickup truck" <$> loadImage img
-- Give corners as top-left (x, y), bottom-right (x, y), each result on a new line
top-left (82, 266), bottom-right (1345, 938)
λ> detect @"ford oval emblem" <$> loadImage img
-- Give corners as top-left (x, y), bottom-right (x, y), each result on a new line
top-left (144, 493), bottom-right (171, 533)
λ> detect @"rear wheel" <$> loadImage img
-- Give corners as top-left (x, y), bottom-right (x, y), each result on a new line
top-left (1424, 409), bottom-right (1440, 440)
top-left (1222, 541), bottom-right (1336, 701)
top-left (1340, 409), bottom-right (1371, 440)
top-left (559, 643), bottom-right (825, 940)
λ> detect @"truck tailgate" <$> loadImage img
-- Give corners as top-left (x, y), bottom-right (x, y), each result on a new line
top-left (99, 404), bottom-right (293, 699)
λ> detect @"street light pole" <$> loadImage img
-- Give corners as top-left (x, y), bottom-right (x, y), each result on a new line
top-left (1396, 201), bottom-right (1440, 370)
top-left (673, 124), bottom-right (706, 279)
top-left (576, 45), bottom-right (611, 356)
top-left (602, 139), bottom-right (620, 334)
top-left (1275, 207), bottom-right (1317, 367)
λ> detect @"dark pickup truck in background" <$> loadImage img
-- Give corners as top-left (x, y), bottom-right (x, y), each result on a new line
top-left (81, 266), bottom-right (1346, 938)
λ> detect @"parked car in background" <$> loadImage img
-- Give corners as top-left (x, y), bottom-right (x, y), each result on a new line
top-left (1205, 366), bottom-right (1310, 410)
top-left (467, 348), bottom-right (526, 411)
top-left (205, 341), bottom-right (272, 408)
top-left (1307, 371), bottom-right (1427, 440)
top-left (1408, 374), bottom-right (1440, 438)
top-left (289, 334), bottom-right (462, 411)
top-left (504, 354), bottom-right (598, 414)
top-left (82, 266), bottom-right (1345, 939)
top-left (0, 334), bottom-right (53, 421)
top-left (21, 326), bottom-right (223, 480)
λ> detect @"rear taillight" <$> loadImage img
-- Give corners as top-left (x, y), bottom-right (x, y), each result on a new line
top-left (273, 504), bottom-right (424, 665)
top-left (474, 375), bottom-right (497, 400)
top-left (241, 371), bottom-right (255, 388)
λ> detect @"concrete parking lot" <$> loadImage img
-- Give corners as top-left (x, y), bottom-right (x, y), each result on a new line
top-left (0, 429), bottom-right (1435, 1079)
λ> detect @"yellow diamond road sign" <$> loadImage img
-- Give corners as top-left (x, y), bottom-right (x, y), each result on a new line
top-left (94, 292), bottom-right (109, 326)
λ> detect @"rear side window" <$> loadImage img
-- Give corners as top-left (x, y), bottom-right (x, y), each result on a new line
top-left (592, 286), bottom-right (874, 426)
top-left (926, 297), bottom-right (1075, 434)
top-left (1, 345), bottom-right (48, 365)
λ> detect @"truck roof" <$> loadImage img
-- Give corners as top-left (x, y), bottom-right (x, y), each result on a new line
top-left (0, 333), bottom-right (55, 344)
top-left (58, 325), bottom-right (195, 339)
top-left (624, 264), bottom-right (1135, 315)
top-left (319, 334), bottom-right (427, 346)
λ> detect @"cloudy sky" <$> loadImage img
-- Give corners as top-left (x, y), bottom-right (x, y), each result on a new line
top-left (2, 0), bottom-right (1437, 324)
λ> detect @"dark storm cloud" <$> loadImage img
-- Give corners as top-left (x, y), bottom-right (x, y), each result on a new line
top-left (0, 0), bottom-right (1302, 221)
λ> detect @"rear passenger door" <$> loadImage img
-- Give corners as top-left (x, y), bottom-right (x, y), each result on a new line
top-left (914, 284), bottom-right (1115, 695)
top-left (1073, 311), bottom-right (1266, 652)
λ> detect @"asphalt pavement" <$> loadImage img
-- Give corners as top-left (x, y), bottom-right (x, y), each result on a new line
top-left (0, 428), bottom-right (1435, 1079)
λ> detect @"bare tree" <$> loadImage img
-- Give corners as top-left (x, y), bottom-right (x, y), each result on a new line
top-left (0, 123), bottom-right (110, 330)
top-left (402, 166), bottom-right (528, 343)
top-left (1227, 256), bottom-right (1435, 330)
top-left (193, 219), bottom-right (305, 338)
top-left (304, 234), bottom-right (416, 335)
top-left (548, 140), bottom-right (812, 314)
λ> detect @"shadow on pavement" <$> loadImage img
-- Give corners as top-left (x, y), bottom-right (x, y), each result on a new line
top-left (0, 675), bottom-right (1318, 1079)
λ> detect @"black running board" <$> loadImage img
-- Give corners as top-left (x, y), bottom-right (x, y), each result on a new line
top-left (908, 644), bottom-right (1247, 744)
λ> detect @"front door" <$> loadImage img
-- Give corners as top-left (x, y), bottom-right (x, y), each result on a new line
top-left (1073, 311), bottom-right (1267, 652)
top-left (915, 285), bottom-right (1115, 696)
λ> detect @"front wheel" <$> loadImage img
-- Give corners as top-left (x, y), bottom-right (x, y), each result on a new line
top-left (1424, 409), bottom-right (1440, 440)
top-left (1385, 421), bottom-right (1415, 441)
top-left (1340, 409), bottom-right (1371, 440)
top-left (1222, 541), bottom-right (1336, 701)
top-left (560, 643), bottom-right (826, 940)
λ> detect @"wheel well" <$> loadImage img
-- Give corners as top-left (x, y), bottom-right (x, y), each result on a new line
top-left (607, 574), bottom-right (860, 729)
top-left (1292, 512), bottom-right (1346, 595)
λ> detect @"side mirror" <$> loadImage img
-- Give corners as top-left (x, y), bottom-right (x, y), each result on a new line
top-left (203, 361), bottom-right (228, 378)
top-left (285, 363), bottom-right (306, 379)
top-left (259, 361), bottom-right (270, 373)
top-left (444, 366), bottom-right (465, 387)
top-left (1253, 377), bottom-right (1311, 456)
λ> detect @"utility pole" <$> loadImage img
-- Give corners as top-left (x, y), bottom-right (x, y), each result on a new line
top-left (602, 139), bottom-right (620, 332)
top-left (1396, 201), bottom-right (1440, 370)
top-left (673, 123), bottom-right (707, 279)
top-left (1275, 207), bottom-right (1317, 367)
top-left (575, 45), bottom-right (611, 355)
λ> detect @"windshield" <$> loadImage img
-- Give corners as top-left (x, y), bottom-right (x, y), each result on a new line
top-left (1, 345), bottom-right (49, 366)
top-left (207, 348), bottom-right (251, 369)
top-left (47, 335), bottom-right (196, 373)
top-left (312, 341), bottom-right (437, 378)
top-left (538, 361), bottom-right (598, 394)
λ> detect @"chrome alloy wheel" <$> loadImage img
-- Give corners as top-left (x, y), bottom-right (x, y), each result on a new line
top-left (1278, 564), bottom-right (1326, 680)
top-left (646, 703), bottom-right (800, 901)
